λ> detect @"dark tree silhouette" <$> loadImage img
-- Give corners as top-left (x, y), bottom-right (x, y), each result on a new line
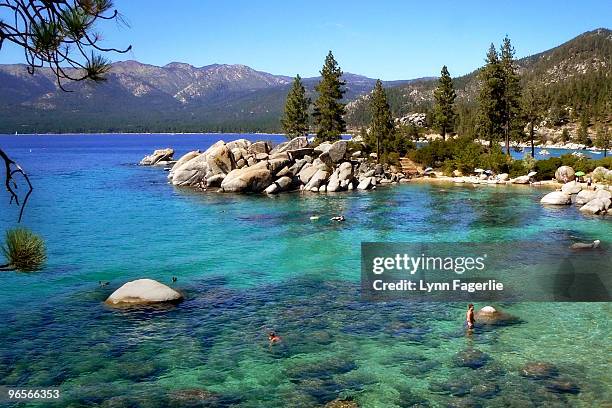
top-left (0, 0), bottom-right (130, 221)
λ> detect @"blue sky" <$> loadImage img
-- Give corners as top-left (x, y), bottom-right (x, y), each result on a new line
top-left (0, 0), bottom-right (610, 80)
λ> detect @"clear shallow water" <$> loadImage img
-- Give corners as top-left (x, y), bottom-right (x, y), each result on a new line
top-left (0, 134), bottom-right (610, 407)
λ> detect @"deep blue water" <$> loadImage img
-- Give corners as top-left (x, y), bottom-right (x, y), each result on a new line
top-left (0, 134), bottom-right (610, 407)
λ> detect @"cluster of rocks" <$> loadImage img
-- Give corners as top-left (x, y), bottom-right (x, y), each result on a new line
top-left (139, 148), bottom-right (175, 166)
top-left (540, 166), bottom-right (612, 215)
top-left (141, 137), bottom-right (409, 194)
top-left (396, 112), bottom-right (427, 127)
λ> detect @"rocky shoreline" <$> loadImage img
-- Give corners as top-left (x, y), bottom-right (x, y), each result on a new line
top-left (141, 137), bottom-right (409, 194)
top-left (140, 138), bottom-right (611, 218)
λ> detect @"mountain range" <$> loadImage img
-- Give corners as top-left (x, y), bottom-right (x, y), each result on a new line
top-left (0, 28), bottom-right (610, 134)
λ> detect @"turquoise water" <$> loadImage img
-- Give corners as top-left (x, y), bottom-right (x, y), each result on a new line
top-left (0, 134), bottom-right (610, 407)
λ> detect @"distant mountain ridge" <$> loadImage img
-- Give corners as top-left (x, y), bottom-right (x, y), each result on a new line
top-left (346, 28), bottom-right (612, 129)
top-left (0, 59), bottom-right (414, 133)
top-left (0, 28), bottom-right (610, 134)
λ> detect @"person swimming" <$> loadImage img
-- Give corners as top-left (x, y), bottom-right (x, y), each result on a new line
top-left (268, 331), bottom-right (282, 345)
top-left (330, 215), bottom-right (345, 222)
top-left (466, 303), bottom-right (475, 330)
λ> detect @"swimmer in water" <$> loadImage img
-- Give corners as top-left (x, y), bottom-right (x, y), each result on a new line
top-left (330, 215), bottom-right (345, 222)
top-left (466, 303), bottom-right (475, 330)
top-left (268, 331), bottom-right (282, 345)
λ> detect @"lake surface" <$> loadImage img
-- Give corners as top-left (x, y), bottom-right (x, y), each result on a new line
top-left (0, 134), bottom-right (610, 407)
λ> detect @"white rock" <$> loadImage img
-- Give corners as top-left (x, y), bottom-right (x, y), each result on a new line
top-left (220, 162), bottom-right (273, 193)
top-left (579, 198), bottom-right (611, 214)
top-left (357, 177), bottom-right (373, 190)
top-left (561, 181), bottom-right (582, 194)
top-left (479, 306), bottom-right (497, 314)
top-left (575, 190), bottom-right (597, 205)
top-left (298, 164), bottom-right (318, 184)
top-left (304, 169), bottom-right (329, 190)
top-left (512, 175), bottom-right (531, 184)
top-left (540, 191), bottom-right (572, 205)
top-left (105, 279), bottom-right (182, 305)
top-left (595, 189), bottom-right (612, 200)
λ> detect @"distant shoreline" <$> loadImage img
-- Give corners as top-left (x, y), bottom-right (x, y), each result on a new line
top-left (0, 132), bottom-right (289, 136)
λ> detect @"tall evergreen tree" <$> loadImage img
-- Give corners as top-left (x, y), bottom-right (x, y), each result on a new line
top-left (594, 124), bottom-right (610, 157)
top-left (281, 75), bottom-right (310, 138)
top-left (500, 36), bottom-right (522, 156)
top-left (521, 84), bottom-right (542, 157)
top-left (367, 80), bottom-right (395, 161)
top-left (313, 51), bottom-right (346, 142)
top-left (576, 111), bottom-right (590, 145)
top-left (476, 44), bottom-right (505, 148)
top-left (432, 65), bottom-right (456, 140)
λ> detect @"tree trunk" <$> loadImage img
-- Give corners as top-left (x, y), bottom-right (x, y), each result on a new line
top-left (377, 137), bottom-right (380, 163)
top-left (504, 122), bottom-right (510, 156)
top-left (530, 123), bottom-right (535, 158)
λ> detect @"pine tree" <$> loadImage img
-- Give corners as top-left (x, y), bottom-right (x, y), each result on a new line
top-left (576, 111), bottom-right (590, 145)
top-left (313, 51), bottom-right (346, 142)
top-left (500, 36), bottom-right (522, 156)
top-left (432, 65), bottom-right (456, 140)
top-left (281, 75), bottom-right (310, 138)
top-left (476, 44), bottom-right (505, 148)
top-left (594, 124), bottom-right (610, 157)
top-left (521, 84), bottom-right (542, 157)
top-left (367, 80), bottom-right (395, 161)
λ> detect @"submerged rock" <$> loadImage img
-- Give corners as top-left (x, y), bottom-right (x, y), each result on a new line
top-left (105, 279), bottom-right (182, 305)
top-left (323, 398), bottom-right (359, 408)
top-left (545, 378), bottom-right (581, 394)
top-left (470, 382), bottom-right (500, 398)
top-left (520, 362), bottom-right (559, 379)
top-left (453, 348), bottom-right (490, 369)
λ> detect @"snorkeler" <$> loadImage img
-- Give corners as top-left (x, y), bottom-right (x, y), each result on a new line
top-left (330, 215), bottom-right (345, 222)
top-left (466, 303), bottom-right (475, 330)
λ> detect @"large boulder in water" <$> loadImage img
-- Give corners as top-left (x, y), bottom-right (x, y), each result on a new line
top-left (555, 166), bottom-right (575, 183)
top-left (540, 191), bottom-right (572, 205)
top-left (140, 148), bottom-right (174, 166)
top-left (105, 279), bottom-right (182, 305)
top-left (561, 180), bottom-right (582, 194)
top-left (304, 169), bottom-right (329, 190)
top-left (579, 197), bottom-right (611, 214)
top-left (221, 162), bottom-right (273, 192)
top-left (170, 153), bottom-right (210, 186)
top-left (474, 305), bottom-right (519, 326)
